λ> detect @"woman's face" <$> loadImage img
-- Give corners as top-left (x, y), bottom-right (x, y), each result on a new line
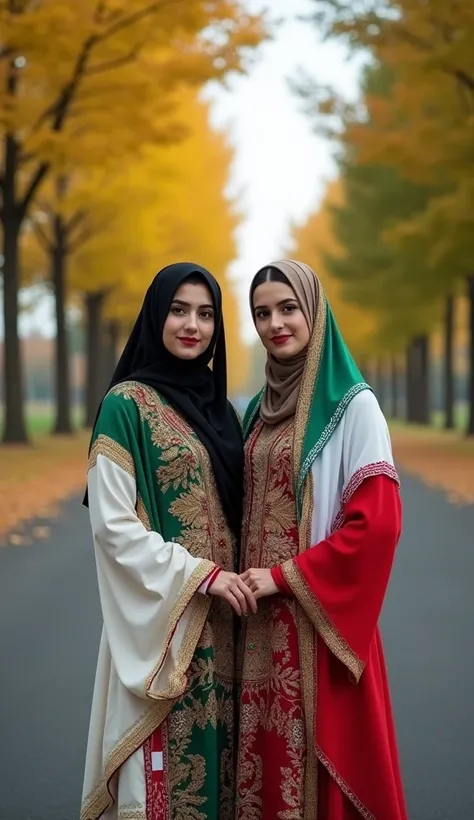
top-left (162, 280), bottom-right (215, 360)
top-left (252, 280), bottom-right (310, 359)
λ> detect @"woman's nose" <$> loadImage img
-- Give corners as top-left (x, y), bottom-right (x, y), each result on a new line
top-left (270, 312), bottom-right (284, 331)
top-left (184, 311), bottom-right (198, 331)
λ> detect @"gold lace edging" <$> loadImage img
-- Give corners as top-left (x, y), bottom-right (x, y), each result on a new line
top-left (88, 434), bottom-right (135, 479)
top-left (297, 607), bottom-right (319, 819)
top-left (145, 559), bottom-right (215, 697)
top-left (80, 700), bottom-right (173, 820)
top-left (80, 560), bottom-right (214, 820)
top-left (281, 559), bottom-right (364, 683)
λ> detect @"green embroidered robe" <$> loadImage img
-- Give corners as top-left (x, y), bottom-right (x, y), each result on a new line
top-left (81, 381), bottom-right (236, 820)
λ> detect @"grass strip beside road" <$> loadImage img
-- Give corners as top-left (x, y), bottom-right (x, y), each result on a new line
top-left (390, 422), bottom-right (474, 505)
top-left (0, 431), bottom-right (89, 541)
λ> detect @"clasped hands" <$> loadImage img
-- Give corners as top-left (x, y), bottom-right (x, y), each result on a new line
top-left (208, 567), bottom-right (278, 617)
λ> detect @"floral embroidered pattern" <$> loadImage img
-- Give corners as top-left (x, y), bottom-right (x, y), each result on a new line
top-left (108, 382), bottom-right (235, 820)
top-left (237, 420), bottom-right (308, 820)
top-left (241, 419), bottom-right (299, 572)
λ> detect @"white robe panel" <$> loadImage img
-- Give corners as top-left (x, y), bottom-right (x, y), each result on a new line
top-left (82, 454), bottom-right (213, 818)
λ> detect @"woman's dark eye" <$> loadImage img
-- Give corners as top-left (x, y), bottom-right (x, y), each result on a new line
top-left (283, 305), bottom-right (296, 313)
top-left (171, 307), bottom-right (185, 315)
top-left (201, 311), bottom-right (214, 320)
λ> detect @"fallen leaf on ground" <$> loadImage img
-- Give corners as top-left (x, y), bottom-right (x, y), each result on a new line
top-left (391, 427), bottom-right (474, 506)
top-left (0, 432), bottom-right (89, 541)
top-left (32, 526), bottom-right (51, 539)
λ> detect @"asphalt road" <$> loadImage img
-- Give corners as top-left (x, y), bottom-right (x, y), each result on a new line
top-left (0, 474), bottom-right (473, 820)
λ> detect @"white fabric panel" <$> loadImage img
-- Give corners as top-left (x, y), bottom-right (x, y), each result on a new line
top-left (310, 390), bottom-right (397, 544)
top-left (88, 454), bottom-right (205, 698)
top-left (82, 454), bottom-right (212, 818)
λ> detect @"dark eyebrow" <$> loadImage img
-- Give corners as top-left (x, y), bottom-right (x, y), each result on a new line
top-left (254, 298), bottom-right (299, 311)
top-left (171, 299), bottom-right (214, 310)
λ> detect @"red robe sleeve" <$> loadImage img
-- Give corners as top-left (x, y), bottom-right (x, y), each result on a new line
top-left (281, 473), bottom-right (401, 682)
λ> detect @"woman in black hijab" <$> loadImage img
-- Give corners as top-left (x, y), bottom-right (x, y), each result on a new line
top-left (81, 263), bottom-right (255, 820)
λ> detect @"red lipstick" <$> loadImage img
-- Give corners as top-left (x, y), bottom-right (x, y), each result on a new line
top-left (271, 335), bottom-right (292, 346)
top-left (178, 337), bottom-right (200, 347)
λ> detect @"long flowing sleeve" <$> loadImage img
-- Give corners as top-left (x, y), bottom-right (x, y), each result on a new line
top-left (87, 391), bottom-right (216, 701)
top-left (281, 394), bottom-right (401, 682)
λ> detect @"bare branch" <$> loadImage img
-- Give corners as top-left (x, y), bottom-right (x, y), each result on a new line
top-left (69, 216), bottom-right (114, 253)
top-left (85, 43), bottom-right (142, 75)
top-left (19, 161), bottom-right (49, 220)
top-left (391, 27), bottom-right (474, 94)
top-left (66, 208), bottom-right (87, 234)
top-left (32, 0), bottom-right (183, 138)
top-left (94, 0), bottom-right (182, 45)
top-left (33, 35), bottom-right (97, 133)
top-left (32, 219), bottom-right (53, 253)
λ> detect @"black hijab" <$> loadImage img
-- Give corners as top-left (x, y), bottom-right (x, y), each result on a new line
top-left (84, 262), bottom-right (244, 539)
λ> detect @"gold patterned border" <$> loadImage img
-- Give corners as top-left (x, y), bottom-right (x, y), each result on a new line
top-left (295, 470), bottom-right (319, 819)
top-left (136, 495), bottom-right (151, 531)
top-left (80, 560), bottom-right (215, 820)
top-left (145, 559), bottom-right (215, 697)
top-left (292, 287), bottom-right (327, 484)
top-left (297, 607), bottom-right (319, 820)
top-left (281, 559), bottom-right (364, 683)
top-left (316, 746), bottom-right (375, 820)
top-left (80, 700), bottom-right (172, 820)
top-left (88, 434), bottom-right (135, 479)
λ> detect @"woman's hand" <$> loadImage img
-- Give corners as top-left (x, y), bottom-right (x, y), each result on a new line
top-left (240, 568), bottom-right (278, 600)
top-left (208, 571), bottom-right (258, 616)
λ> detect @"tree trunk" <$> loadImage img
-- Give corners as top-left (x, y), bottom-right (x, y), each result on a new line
top-left (443, 293), bottom-right (455, 430)
top-left (2, 131), bottom-right (28, 444)
top-left (405, 337), bottom-right (429, 424)
top-left (412, 335), bottom-right (430, 424)
top-left (405, 342), bottom-right (414, 422)
top-left (375, 358), bottom-right (386, 411)
top-left (52, 214), bottom-right (73, 435)
top-left (104, 320), bottom-right (120, 384)
top-left (390, 355), bottom-right (399, 420)
top-left (85, 291), bottom-right (106, 428)
top-left (466, 275), bottom-right (474, 436)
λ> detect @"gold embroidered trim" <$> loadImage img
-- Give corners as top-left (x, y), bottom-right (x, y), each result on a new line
top-left (281, 559), bottom-right (364, 683)
top-left (316, 746), bottom-right (375, 820)
top-left (80, 700), bottom-right (173, 820)
top-left (81, 561), bottom-right (215, 820)
top-left (145, 560), bottom-right (215, 697)
top-left (136, 495), bottom-right (151, 531)
top-left (88, 434), bottom-right (135, 479)
top-left (297, 607), bottom-right (318, 820)
top-left (292, 288), bottom-right (327, 483)
top-left (294, 471), bottom-right (319, 818)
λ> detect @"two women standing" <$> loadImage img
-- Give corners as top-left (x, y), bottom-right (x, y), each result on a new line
top-left (82, 260), bottom-right (407, 819)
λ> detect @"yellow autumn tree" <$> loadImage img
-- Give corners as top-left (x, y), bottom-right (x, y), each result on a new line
top-left (70, 89), bottom-right (247, 418)
top-left (304, 0), bottom-right (474, 431)
top-left (290, 179), bottom-right (377, 362)
top-left (1, 0), bottom-right (265, 442)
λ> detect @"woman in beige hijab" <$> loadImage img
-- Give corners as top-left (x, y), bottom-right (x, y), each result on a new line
top-left (235, 260), bottom-right (407, 820)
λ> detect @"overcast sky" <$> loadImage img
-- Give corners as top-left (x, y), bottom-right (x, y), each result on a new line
top-left (205, 0), bottom-right (362, 339)
top-left (7, 0), bottom-right (362, 341)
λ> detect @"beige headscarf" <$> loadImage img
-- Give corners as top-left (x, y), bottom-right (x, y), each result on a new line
top-left (252, 259), bottom-right (319, 426)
